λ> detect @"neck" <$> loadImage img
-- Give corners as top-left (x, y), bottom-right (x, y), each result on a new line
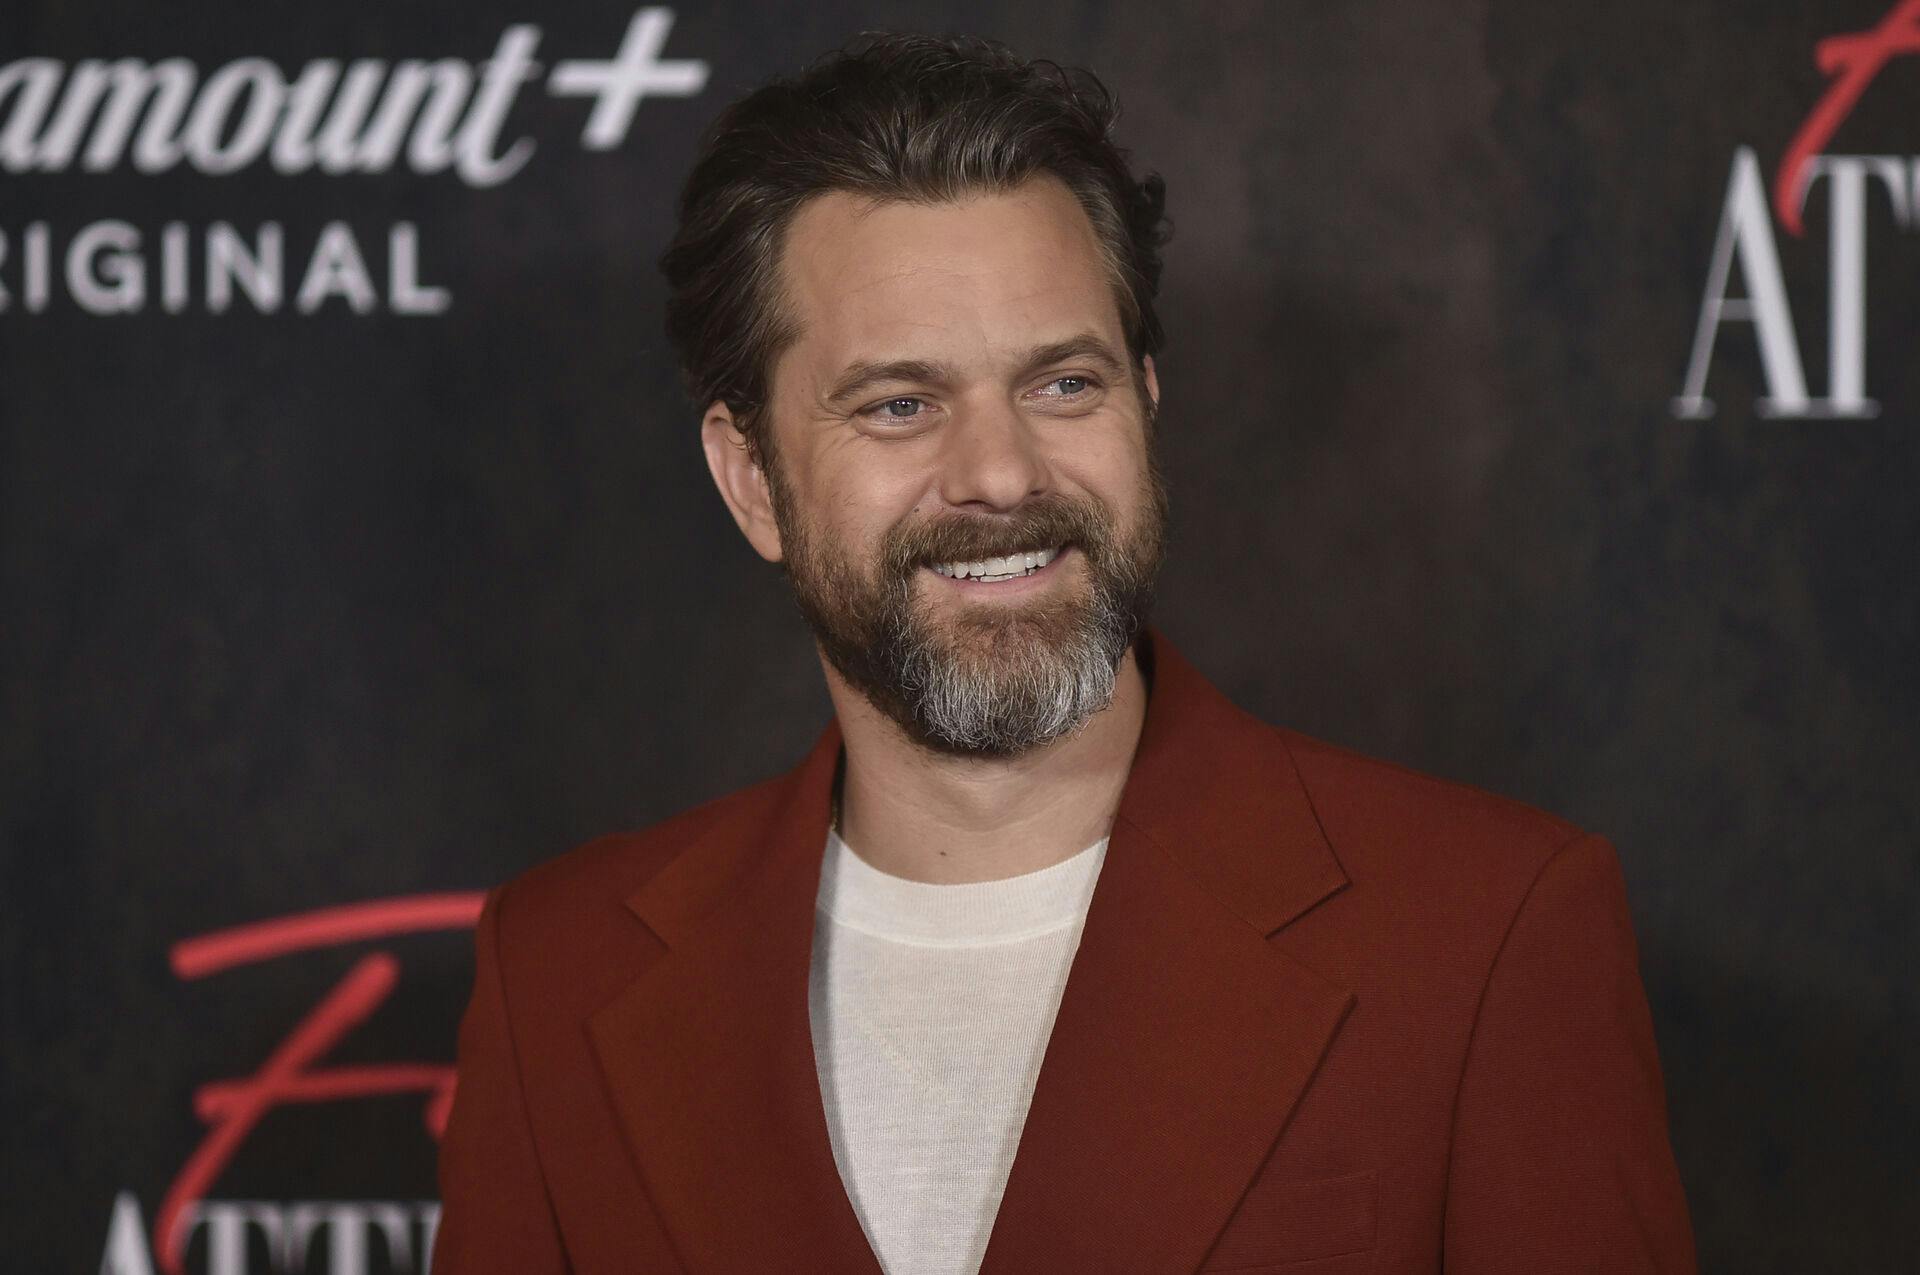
top-left (823, 645), bottom-right (1149, 884)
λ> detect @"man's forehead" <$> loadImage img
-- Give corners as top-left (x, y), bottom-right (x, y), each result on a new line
top-left (784, 174), bottom-right (1101, 262)
top-left (775, 177), bottom-right (1128, 381)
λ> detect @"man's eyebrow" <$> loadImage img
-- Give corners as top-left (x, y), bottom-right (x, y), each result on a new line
top-left (825, 359), bottom-right (954, 405)
top-left (1009, 334), bottom-right (1130, 384)
top-left (824, 334), bottom-right (1130, 406)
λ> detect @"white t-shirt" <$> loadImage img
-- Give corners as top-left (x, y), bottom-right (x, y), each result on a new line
top-left (808, 827), bottom-right (1108, 1275)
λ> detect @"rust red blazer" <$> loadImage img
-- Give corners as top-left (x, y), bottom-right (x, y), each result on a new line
top-left (435, 634), bottom-right (1697, 1273)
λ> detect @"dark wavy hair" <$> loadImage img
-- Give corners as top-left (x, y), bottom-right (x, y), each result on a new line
top-left (659, 32), bottom-right (1171, 464)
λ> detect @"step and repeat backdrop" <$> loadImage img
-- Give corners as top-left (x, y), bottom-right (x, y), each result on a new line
top-left (4, 1), bottom-right (1915, 1271)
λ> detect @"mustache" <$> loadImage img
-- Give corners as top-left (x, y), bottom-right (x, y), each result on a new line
top-left (881, 494), bottom-right (1112, 574)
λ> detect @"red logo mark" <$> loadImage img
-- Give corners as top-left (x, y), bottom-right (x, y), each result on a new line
top-left (1776, 0), bottom-right (1920, 235)
top-left (153, 893), bottom-right (485, 1275)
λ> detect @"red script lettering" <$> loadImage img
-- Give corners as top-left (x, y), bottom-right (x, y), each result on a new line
top-left (154, 892), bottom-right (484, 1273)
top-left (1776, 0), bottom-right (1920, 235)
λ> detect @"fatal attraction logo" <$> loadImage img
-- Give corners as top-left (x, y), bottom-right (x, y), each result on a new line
top-left (99, 893), bottom-right (485, 1275)
top-left (1674, 0), bottom-right (1920, 419)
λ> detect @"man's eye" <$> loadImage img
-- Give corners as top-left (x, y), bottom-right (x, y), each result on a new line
top-left (876, 398), bottom-right (924, 418)
top-left (1039, 376), bottom-right (1095, 397)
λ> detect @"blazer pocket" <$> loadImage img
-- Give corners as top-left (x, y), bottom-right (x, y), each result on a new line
top-left (1198, 1169), bottom-right (1377, 1272)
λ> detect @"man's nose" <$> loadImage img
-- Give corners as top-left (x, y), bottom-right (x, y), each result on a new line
top-left (935, 400), bottom-right (1050, 511)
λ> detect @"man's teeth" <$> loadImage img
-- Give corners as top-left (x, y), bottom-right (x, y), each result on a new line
top-left (930, 546), bottom-right (1060, 581)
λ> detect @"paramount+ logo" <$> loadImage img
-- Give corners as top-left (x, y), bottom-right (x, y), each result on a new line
top-left (0, 8), bottom-right (708, 317)
top-left (1673, 0), bottom-right (1920, 420)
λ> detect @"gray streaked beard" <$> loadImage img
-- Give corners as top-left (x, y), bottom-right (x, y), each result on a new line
top-left (772, 481), bottom-right (1166, 757)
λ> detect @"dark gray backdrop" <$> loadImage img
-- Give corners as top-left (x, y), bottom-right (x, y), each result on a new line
top-left (4, 1), bottom-right (1915, 1271)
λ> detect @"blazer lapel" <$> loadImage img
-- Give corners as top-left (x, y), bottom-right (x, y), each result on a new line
top-left (584, 725), bottom-right (883, 1274)
top-left (980, 635), bottom-right (1356, 1274)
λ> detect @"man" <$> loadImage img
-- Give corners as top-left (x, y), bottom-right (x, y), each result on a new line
top-left (434, 33), bottom-right (1696, 1275)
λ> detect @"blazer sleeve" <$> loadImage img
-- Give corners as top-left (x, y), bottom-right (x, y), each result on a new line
top-left (433, 885), bottom-right (571, 1274)
top-left (1442, 833), bottom-right (1698, 1274)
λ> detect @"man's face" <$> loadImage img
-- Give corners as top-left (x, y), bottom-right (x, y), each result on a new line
top-left (729, 175), bottom-right (1166, 755)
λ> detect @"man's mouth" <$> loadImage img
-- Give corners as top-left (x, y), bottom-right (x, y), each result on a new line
top-left (926, 544), bottom-right (1063, 583)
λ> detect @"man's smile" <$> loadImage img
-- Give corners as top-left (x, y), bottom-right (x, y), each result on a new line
top-left (924, 544), bottom-right (1069, 589)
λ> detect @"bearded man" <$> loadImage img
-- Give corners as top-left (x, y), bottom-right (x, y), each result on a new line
top-left (433, 33), bottom-right (1697, 1275)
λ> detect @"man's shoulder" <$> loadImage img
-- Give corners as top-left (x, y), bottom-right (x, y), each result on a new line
top-left (1247, 722), bottom-right (1628, 998)
top-left (1273, 724), bottom-right (1595, 902)
top-left (489, 768), bottom-right (795, 944)
top-left (1150, 637), bottom-right (1591, 900)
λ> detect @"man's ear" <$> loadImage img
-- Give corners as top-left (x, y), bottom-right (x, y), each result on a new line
top-left (1142, 354), bottom-right (1161, 413)
top-left (701, 401), bottom-right (785, 563)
